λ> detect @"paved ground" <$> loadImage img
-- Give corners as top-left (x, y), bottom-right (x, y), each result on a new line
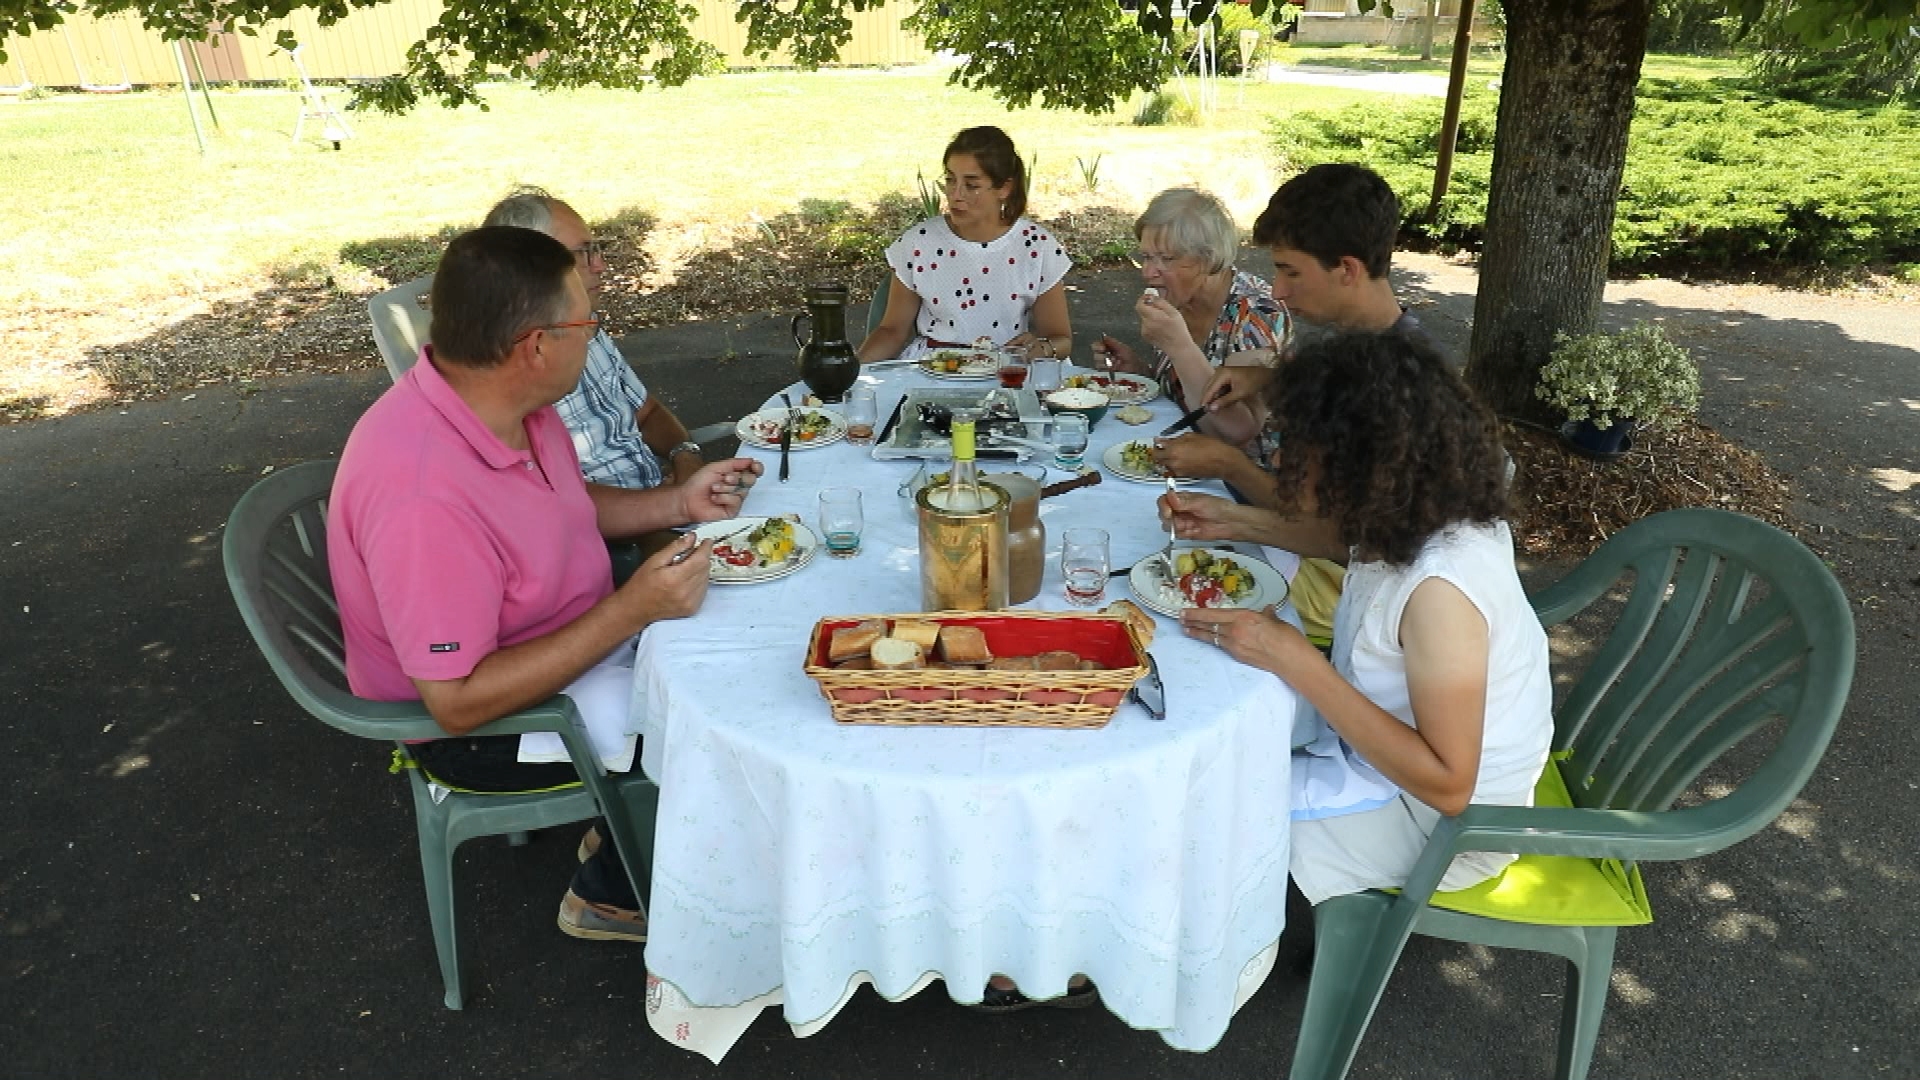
top-left (2, 257), bottom-right (1915, 1079)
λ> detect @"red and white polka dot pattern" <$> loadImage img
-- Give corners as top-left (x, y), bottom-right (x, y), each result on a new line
top-left (884, 215), bottom-right (1072, 358)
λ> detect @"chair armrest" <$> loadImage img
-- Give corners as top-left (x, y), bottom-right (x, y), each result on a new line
top-left (314, 691), bottom-right (590, 751)
top-left (1527, 564), bottom-right (1620, 628)
top-left (1392, 795), bottom-right (1782, 910)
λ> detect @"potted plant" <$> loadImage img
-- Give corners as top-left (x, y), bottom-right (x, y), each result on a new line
top-left (1535, 322), bottom-right (1701, 460)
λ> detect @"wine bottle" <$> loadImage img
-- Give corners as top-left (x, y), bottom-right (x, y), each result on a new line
top-left (937, 408), bottom-right (986, 513)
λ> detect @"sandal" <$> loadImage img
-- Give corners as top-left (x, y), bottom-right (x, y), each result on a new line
top-left (969, 979), bottom-right (1100, 1014)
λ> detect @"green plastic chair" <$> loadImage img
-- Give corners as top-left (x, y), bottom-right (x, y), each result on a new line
top-left (866, 275), bottom-right (888, 341)
top-left (1289, 508), bottom-right (1856, 1080)
top-left (222, 460), bottom-right (660, 1010)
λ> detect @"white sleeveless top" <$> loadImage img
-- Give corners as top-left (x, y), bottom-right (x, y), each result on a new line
top-left (1331, 520), bottom-right (1552, 811)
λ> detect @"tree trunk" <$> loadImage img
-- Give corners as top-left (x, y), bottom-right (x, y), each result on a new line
top-left (1465, 0), bottom-right (1650, 422)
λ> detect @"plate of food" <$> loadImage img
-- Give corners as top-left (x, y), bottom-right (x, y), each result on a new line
top-left (1129, 546), bottom-right (1289, 618)
top-left (736, 407), bottom-right (846, 450)
top-left (692, 515), bottom-right (819, 584)
top-left (1102, 439), bottom-right (1200, 485)
top-left (1061, 370), bottom-right (1159, 405)
top-left (919, 348), bottom-right (1004, 380)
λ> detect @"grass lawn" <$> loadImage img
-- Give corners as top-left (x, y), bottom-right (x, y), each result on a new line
top-left (0, 59), bottom-right (1736, 417)
top-left (0, 70), bottom-right (1395, 312)
top-left (1277, 44), bottom-right (1744, 84)
top-left (0, 68), bottom-right (1417, 415)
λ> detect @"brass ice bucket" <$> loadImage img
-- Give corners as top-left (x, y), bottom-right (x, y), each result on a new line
top-left (915, 481), bottom-right (1011, 611)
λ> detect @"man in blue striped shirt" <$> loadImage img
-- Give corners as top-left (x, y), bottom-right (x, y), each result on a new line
top-left (485, 188), bottom-right (706, 490)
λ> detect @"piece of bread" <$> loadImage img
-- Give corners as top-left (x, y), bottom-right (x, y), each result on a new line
top-left (937, 625), bottom-right (993, 665)
top-left (828, 619), bottom-right (886, 662)
top-left (1034, 650), bottom-right (1083, 671)
top-left (870, 637), bottom-right (927, 670)
top-left (890, 619), bottom-right (942, 650)
top-left (986, 656), bottom-right (1038, 672)
top-left (1102, 599), bottom-right (1155, 647)
top-left (1115, 404), bottom-right (1153, 426)
top-left (834, 656), bottom-right (873, 670)
top-left (1078, 659), bottom-right (1104, 671)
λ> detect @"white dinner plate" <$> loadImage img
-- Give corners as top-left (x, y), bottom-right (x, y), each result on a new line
top-left (1102, 440), bottom-right (1201, 486)
top-left (1060, 370), bottom-right (1159, 405)
top-left (919, 348), bottom-right (1005, 381)
top-left (736, 407), bottom-right (847, 451)
top-left (692, 516), bottom-right (820, 584)
top-left (1128, 546), bottom-right (1289, 618)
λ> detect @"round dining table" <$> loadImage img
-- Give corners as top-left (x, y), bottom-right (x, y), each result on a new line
top-left (631, 363), bottom-right (1304, 1062)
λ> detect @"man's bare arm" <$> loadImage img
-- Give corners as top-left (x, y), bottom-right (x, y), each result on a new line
top-left (413, 538), bottom-right (710, 734)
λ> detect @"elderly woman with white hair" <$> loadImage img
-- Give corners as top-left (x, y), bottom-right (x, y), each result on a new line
top-left (1094, 187), bottom-right (1287, 451)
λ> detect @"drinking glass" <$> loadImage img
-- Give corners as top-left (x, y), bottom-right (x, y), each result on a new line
top-left (1061, 527), bottom-right (1109, 607)
top-left (1051, 413), bottom-right (1089, 469)
top-left (996, 348), bottom-right (1030, 389)
top-left (844, 385), bottom-right (878, 444)
top-left (819, 488), bottom-right (864, 558)
top-left (1027, 356), bottom-right (1062, 394)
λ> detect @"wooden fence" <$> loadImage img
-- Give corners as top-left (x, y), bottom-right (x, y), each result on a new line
top-left (1, 0), bottom-right (932, 90)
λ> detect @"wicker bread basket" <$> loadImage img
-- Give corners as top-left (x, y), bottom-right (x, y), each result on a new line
top-left (804, 610), bottom-right (1149, 728)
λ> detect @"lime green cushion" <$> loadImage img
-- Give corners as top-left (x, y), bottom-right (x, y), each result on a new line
top-left (1424, 759), bottom-right (1654, 927)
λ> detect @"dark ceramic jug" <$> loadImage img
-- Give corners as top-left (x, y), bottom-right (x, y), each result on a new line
top-left (791, 284), bottom-right (859, 403)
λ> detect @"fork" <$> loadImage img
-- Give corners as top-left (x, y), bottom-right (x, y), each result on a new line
top-left (1159, 476), bottom-right (1179, 580)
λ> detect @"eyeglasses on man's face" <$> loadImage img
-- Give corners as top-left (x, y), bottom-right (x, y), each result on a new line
top-left (568, 240), bottom-right (608, 263)
top-left (512, 313), bottom-right (601, 345)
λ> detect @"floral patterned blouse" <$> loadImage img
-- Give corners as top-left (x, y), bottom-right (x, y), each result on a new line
top-left (1152, 270), bottom-right (1287, 402)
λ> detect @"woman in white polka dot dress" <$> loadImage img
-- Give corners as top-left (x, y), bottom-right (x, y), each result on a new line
top-left (859, 126), bottom-right (1075, 365)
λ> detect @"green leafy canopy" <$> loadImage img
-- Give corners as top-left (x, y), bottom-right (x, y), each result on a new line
top-left (0, 0), bottom-right (1306, 112)
top-left (4, 0), bottom-right (1915, 113)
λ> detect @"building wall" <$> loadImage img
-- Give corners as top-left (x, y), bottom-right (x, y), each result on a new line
top-left (1, 0), bottom-right (931, 89)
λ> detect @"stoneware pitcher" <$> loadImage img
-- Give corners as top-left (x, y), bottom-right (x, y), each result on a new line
top-left (791, 283), bottom-right (860, 403)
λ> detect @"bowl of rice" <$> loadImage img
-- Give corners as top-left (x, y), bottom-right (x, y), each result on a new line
top-left (1043, 387), bottom-right (1109, 429)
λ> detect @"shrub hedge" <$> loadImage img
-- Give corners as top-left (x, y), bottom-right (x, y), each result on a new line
top-left (1269, 79), bottom-right (1920, 275)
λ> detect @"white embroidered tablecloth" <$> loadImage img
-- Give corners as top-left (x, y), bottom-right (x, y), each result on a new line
top-left (631, 368), bottom-right (1299, 1061)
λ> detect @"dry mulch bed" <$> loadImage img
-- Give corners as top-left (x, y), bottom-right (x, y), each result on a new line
top-left (1505, 418), bottom-right (1792, 559)
top-left (3, 205), bottom-right (1797, 556)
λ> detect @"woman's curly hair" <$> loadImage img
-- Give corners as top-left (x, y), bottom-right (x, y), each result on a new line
top-left (1263, 331), bottom-right (1507, 566)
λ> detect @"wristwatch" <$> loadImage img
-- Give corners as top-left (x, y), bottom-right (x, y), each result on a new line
top-left (667, 440), bottom-right (703, 463)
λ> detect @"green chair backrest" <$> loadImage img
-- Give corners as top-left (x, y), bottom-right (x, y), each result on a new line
top-left (223, 459), bottom-right (451, 741)
top-left (866, 276), bottom-right (888, 341)
top-left (368, 275), bottom-right (433, 384)
top-left (1531, 508), bottom-right (1855, 854)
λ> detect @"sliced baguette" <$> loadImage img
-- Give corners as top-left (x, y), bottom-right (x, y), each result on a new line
top-left (890, 619), bottom-right (943, 650)
top-left (828, 619), bottom-right (887, 662)
top-left (1034, 650), bottom-right (1083, 672)
top-left (937, 624), bottom-right (993, 666)
top-left (1102, 599), bottom-right (1155, 648)
top-left (870, 636), bottom-right (927, 670)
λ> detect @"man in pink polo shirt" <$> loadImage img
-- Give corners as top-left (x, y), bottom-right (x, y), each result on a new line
top-left (329, 225), bottom-right (763, 942)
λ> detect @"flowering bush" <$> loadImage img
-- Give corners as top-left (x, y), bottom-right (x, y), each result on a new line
top-left (1536, 322), bottom-right (1701, 431)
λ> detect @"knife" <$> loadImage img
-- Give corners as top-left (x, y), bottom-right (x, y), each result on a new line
top-left (873, 394), bottom-right (908, 449)
top-left (1157, 404), bottom-right (1209, 438)
top-left (778, 392), bottom-right (794, 482)
top-left (1129, 653), bottom-right (1166, 721)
